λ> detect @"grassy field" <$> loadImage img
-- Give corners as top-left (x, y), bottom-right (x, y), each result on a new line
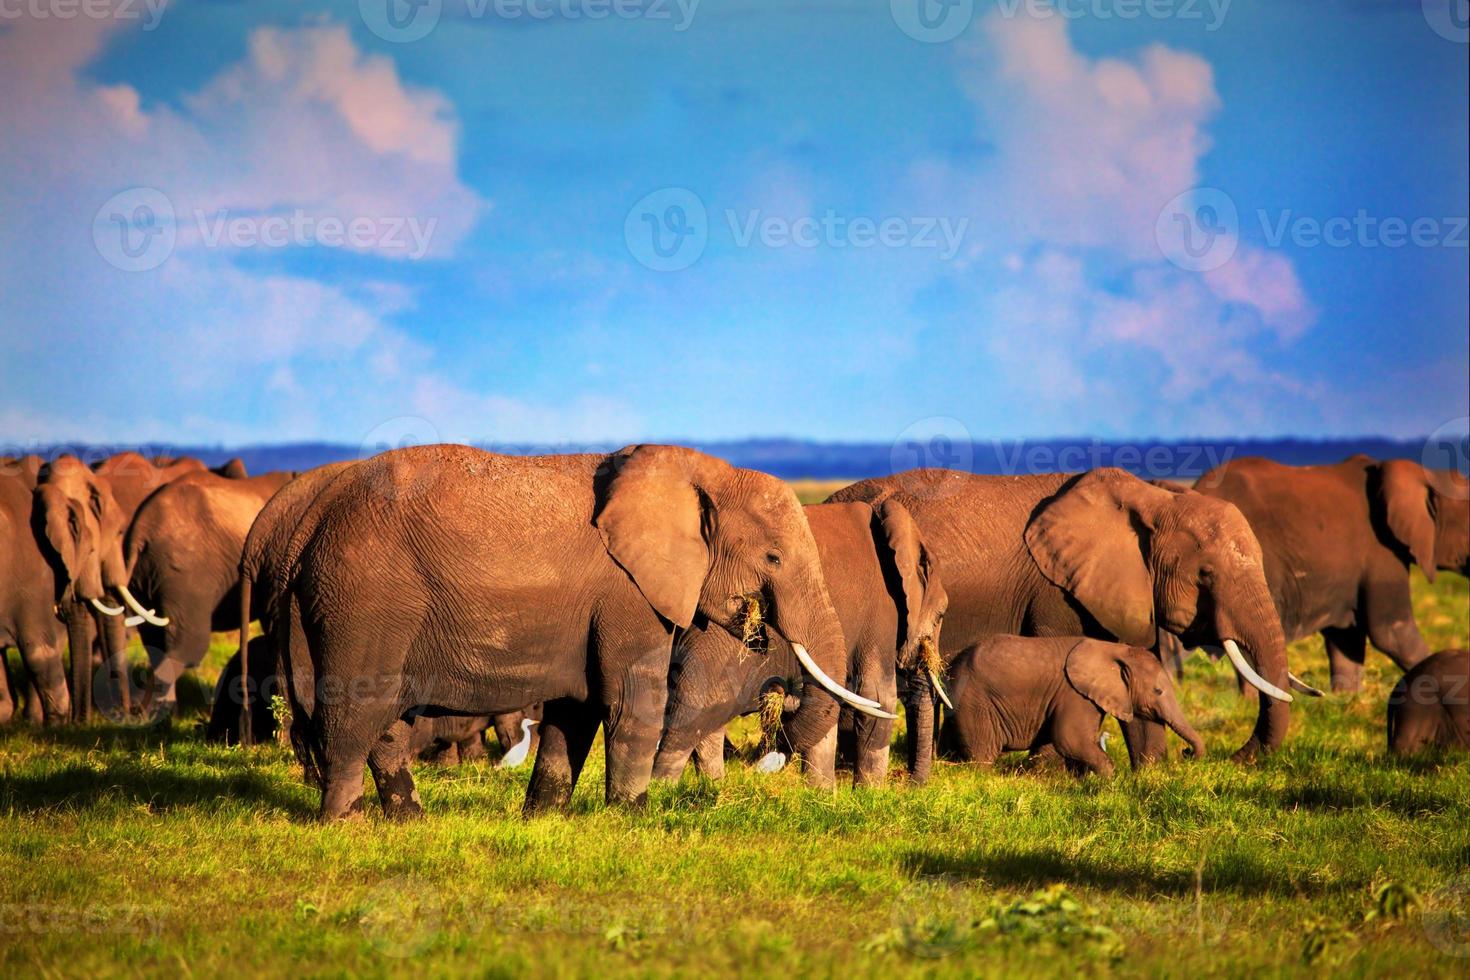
top-left (1, 568), bottom-right (1466, 977)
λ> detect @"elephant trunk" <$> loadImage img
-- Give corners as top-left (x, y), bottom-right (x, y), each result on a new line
top-left (904, 669), bottom-right (935, 785)
top-left (64, 601), bottom-right (94, 723)
top-left (1218, 595), bottom-right (1291, 761)
top-left (1158, 690), bottom-right (1204, 760)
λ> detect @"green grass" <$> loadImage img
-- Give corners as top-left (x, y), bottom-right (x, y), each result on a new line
top-left (2, 571), bottom-right (1467, 977)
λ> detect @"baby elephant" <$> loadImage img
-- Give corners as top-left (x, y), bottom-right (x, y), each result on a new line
top-left (941, 636), bottom-right (1205, 777)
top-left (1387, 649), bottom-right (1469, 756)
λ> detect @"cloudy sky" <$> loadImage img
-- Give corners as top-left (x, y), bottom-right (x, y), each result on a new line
top-left (1, 0), bottom-right (1465, 447)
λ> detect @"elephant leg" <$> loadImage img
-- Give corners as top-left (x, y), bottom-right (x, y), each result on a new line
top-left (1118, 717), bottom-right (1168, 769)
top-left (20, 635), bottom-right (70, 725)
top-left (64, 604), bottom-right (95, 722)
top-left (0, 649), bottom-right (16, 725)
top-left (692, 727), bottom-right (726, 780)
top-left (1322, 626), bottom-right (1367, 694)
top-left (456, 733), bottom-right (486, 763)
top-left (801, 724), bottom-right (838, 788)
top-left (1022, 743), bottom-right (1064, 771)
top-left (368, 719), bottom-right (424, 821)
top-left (651, 739), bottom-right (694, 781)
top-left (1055, 726), bottom-right (1115, 778)
top-left (835, 706), bottom-right (857, 772)
top-left (98, 612), bottom-right (132, 717)
top-left (852, 657), bottom-right (896, 789)
top-left (524, 697), bottom-right (600, 816)
top-left (599, 633), bottom-right (673, 807)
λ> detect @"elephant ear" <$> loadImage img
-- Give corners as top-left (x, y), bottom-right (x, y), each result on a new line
top-left (874, 499), bottom-right (932, 647)
top-left (1025, 469), bottom-right (1157, 647)
top-left (35, 484), bottom-right (84, 586)
top-left (1064, 639), bottom-right (1135, 722)
top-left (1375, 460), bottom-right (1436, 581)
top-left (594, 445), bottom-right (711, 629)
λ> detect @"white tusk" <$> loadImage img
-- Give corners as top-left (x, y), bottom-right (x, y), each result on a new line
top-left (1222, 639), bottom-right (1292, 703)
top-left (90, 598), bottom-right (125, 617)
top-left (756, 751), bottom-right (787, 773)
top-left (792, 643), bottom-right (898, 720)
top-left (117, 584), bottom-right (169, 627)
top-left (930, 670), bottom-right (954, 710)
top-left (124, 614), bottom-right (145, 628)
top-left (1287, 672), bottom-right (1325, 698)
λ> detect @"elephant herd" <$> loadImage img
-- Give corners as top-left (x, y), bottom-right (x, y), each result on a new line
top-left (0, 445), bottom-right (1466, 822)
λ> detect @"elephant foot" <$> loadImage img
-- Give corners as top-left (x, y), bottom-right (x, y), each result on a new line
top-left (608, 789), bottom-right (649, 810)
top-left (1230, 738), bottom-right (1261, 764)
top-left (375, 768), bottom-right (424, 821)
top-left (319, 794), bottom-right (366, 823)
top-left (522, 774), bottom-right (574, 817)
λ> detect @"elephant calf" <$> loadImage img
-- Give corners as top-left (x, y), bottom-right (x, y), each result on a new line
top-left (1387, 649), bottom-right (1469, 756)
top-left (940, 636), bottom-right (1205, 777)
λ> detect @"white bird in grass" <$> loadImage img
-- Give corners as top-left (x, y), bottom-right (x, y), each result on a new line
top-left (1098, 730), bottom-right (1111, 752)
top-left (756, 751), bottom-right (787, 773)
top-left (497, 719), bottom-right (538, 769)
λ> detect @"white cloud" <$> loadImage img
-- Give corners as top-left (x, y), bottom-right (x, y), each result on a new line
top-left (907, 13), bottom-right (1320, 435)
top-left (0, 14), bottom-right (631, 445)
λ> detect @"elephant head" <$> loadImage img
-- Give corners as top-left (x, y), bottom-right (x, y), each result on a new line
top-left (1024, 468), bottom-right (1293, 758)
top-left (1374, 460), bottom-right (1470, 581)
top-left (34, 456), bottom-right (119, 605)
top-left (594, 445), bottom-right (881, 765)
top-left (1065, 640), bottom-right (1205, 759)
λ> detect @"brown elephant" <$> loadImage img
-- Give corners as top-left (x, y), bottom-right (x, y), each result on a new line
top-left (940, 635), bottom-right (1205, 777)
top-left (1188, 456), bottom-right (1469, 692)
top-left (82, 452), bottom-right (245, 718)
top-left (1386, 649), bottom-right (1469, 755)
top-left (268, 444), bottom-right (885, 822)
top-left (0, 473), bottom-right (86, 724)
top-left (830, 467), bottom-right (1298, 765)
top-left (122, 468), bottom-right (295, 717)
top-left (0, 454), bottom-right (45, 489)
top-left (652, 498), bottom-right (947, 787)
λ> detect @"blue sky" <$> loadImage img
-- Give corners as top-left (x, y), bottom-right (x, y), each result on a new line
top-left (1, 0), bottom-right (1465, 446)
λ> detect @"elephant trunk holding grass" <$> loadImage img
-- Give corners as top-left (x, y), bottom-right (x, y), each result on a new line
top-left (653, 498), bottom-right (946, 786)
top-left (1188, 456), bottom-right (1470, 693)
top-left (831, 467), bottom-right (1297, 765)
top-left (269, 444), bottom-right (881, 822)
top-left (941, 636), bottom-right (1204, 777)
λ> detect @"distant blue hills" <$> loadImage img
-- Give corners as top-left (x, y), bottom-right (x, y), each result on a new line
top-left (9, 436), bottom-right (1458, 481)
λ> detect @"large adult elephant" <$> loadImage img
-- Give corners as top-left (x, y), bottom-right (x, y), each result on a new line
top-left (230, 461), bottom-right (543, 763)
top-left (1189, 456), bottom-right (1469, 692)
top-left (2, 454), bottom-right (142, 724)
top-left (121, 468), bottom-right (295, 716)
top-left (269, 444), bottom-right (884, 822)
top-left (82, 452), bottom-right (244, 717)
top-left (830, 467), bottom-right (1299, 764)
top-left (652, 498), bottom-right (947, 787)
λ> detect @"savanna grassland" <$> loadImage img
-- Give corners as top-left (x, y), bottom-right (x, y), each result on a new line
top-left (1, 557), bottom-right (1466, 977)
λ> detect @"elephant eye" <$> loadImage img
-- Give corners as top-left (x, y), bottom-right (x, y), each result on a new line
top-left (1154, 687), bottom-right (1164, 696)
top-left (766, 551), bottom-right (782, 567)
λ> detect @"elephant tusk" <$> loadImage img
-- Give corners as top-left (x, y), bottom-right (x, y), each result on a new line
top-left (1287, 672), bottom-right (1325, 698)
top-left (792, 643), bottom-right (898, 720)
top-left (1222, 639), bottom-right (1292, 703)
top-left (124, 614), bottom-right (145, 628)
top-left (930, 670), bottom-right (954, 711)
top-left (90, 597), bottom-right (125, 617)
top-left (117, 584), bottom-right (169, 627)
